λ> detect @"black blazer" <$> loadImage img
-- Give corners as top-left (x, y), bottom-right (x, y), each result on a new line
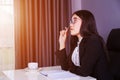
top-left (56, 35), bottom-right (113, 80)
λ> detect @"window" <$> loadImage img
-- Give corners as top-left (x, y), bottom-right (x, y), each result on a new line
top-left (0, 0), bottom-right (14, 71)
top-left (0, 0), bottom-right (14, 47)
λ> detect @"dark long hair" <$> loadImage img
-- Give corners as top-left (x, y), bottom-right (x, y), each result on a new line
top-left (70, 10), bottom-right (99, 47)
top-left (73, 10), bottom-right (98, 37)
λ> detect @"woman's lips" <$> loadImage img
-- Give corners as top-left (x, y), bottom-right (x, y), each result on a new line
top-left (70, 28), bottom-right (74, 31)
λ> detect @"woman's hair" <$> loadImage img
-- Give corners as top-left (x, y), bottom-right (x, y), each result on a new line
top-left (70, 10), bottom-right (99, 48)
top-left (73, 10), bottom-right (98, 37)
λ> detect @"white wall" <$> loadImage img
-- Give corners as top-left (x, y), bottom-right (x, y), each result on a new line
top-left (72, 0), bottom-right (120, 42)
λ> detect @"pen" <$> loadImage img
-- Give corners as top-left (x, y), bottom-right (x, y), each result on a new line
top-left (40, 72), bottom-right (48, 77)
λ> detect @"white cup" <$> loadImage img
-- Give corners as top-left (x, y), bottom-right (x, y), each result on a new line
top-left (28, 62), bottom-right (38, 70)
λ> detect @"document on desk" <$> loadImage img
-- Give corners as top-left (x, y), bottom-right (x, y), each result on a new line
top-left (40, 70), bottom-right (96, 80)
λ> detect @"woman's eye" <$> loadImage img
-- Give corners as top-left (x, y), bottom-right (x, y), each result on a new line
top-left (74, 20), bottom-right (77, 23)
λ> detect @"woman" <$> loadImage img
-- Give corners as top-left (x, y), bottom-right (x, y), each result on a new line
top-left (56, 10), bottom-right (113, 80)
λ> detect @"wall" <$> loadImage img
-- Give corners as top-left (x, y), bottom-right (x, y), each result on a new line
top-left (72, 0), bottom-right (120, 42)
top-left (71, 0), bottom-right (81, 13)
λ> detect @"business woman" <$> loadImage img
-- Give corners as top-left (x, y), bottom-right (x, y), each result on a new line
top-left (56, 10), bottom-right (113, 80)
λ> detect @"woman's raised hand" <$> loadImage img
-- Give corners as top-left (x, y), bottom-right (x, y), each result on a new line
top-left (59, 27), bottom-right (69, 50)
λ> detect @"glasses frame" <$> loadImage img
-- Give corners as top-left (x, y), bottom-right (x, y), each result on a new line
top-left (69, 18), bottom-right (81, 24)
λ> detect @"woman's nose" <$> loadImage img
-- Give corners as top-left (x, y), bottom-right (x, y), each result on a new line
top-left (69, 23), bottom-right (73, 27)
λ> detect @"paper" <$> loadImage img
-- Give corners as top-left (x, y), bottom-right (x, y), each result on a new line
top-left (40, 70), bottom-right (80, 80)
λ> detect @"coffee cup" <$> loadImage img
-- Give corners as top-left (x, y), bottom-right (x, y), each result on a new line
top-left (28, 62), bottom-right (38, 70)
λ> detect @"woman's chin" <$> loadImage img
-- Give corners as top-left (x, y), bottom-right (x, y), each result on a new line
top-left (71, 33), bottom-right (76, 36)
top-left (70, 32), bottom-right (80, 36)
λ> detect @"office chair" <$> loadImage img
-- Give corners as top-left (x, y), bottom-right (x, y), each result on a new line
top-left (106, 28), bottom-right (120, 80)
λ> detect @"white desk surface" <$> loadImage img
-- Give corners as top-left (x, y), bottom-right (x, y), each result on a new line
top-left (1, 66), bottom-right (96, 80)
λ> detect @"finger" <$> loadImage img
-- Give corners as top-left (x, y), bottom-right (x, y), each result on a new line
top-left (65, 27), bottom-right (69, 35)
top-left (65, 27), bottom-right (68, 30)
top-left (64, 27), bottom-right (68, 32)
top-left (60, 30), bottom-right (65, 36)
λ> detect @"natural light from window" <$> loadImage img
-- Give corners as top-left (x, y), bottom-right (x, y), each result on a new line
top-left (0, 0), bottom-right (14, 47)
top-left (0, 0), bottom-right (15, 71)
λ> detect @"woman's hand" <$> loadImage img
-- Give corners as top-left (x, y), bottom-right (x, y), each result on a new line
top-left (59, 27), bottom-right (69, 50)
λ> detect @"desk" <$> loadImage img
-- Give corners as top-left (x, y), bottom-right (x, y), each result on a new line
top-left (2, 66), bottom-right (96, 80)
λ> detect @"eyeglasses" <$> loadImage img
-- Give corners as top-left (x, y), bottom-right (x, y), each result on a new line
top-left (69, 20), bottom-right (75, 24)
top-left (69, 18), bottom-right (81, 24)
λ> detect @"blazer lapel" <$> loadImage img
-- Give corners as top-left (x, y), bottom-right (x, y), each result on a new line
top-left (79, 38), bottom-right (87, 61)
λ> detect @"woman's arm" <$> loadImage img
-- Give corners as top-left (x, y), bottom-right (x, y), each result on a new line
top-left (55, 48), bottom-right (69, 70)
top-left (56, 27), bottom-right (69, 70)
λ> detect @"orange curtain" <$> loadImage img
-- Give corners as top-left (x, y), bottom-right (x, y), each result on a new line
top-left (14, 0), bottom-right (71, 69)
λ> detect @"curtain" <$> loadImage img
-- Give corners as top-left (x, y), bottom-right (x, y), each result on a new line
top-left (14, 0), bottom-right (71, 69)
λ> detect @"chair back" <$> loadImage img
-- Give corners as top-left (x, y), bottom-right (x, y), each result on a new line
top-left (107, 28), bottom-right (120, 52)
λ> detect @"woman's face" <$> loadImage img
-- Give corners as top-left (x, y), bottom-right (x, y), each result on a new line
top-left (70, 14), bottom-right (82, 36)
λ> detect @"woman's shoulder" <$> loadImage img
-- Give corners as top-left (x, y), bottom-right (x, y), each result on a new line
top-left (85, 34), bottom-right (100, 40)
top-left (83, 35), bottom-right (102, 44)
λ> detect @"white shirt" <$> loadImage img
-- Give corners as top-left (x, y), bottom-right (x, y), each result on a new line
top-left (71, 37), bottom-right (83, 66)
